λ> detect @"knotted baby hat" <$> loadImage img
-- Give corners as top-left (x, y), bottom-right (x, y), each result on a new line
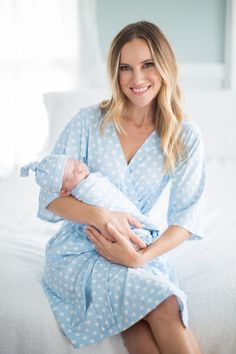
top-left (20, 154), bottom-right (70, 193)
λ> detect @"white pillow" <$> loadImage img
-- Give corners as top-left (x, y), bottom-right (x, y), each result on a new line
top-left (42, 88), bottom-right (111, 153)
top-left (183, 89), bottom-right (236, 159)
top-left (43, 88), bottom-right (236, 159)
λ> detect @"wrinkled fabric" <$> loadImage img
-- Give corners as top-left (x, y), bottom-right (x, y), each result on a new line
top-left (39, 104), bottom-right (206, 348)
top-left (71, 171), bottom-right (160, 245)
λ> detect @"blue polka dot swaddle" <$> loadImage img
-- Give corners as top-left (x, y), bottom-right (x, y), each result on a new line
top-left (21, 154), bottom-right (160, 246)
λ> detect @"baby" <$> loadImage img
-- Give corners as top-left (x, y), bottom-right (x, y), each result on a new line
top-left (59, 157), bottom-right (90, 197)
top-left (21, 154), bottom-right (160, 250)
top-left (21, 154), bottom-right (88, 195)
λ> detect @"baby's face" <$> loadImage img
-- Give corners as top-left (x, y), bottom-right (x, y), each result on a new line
top-left (61, 158), bottom-right (89, 194)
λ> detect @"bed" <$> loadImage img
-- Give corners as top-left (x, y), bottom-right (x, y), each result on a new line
top-left (0, 89), bottom-right (236, 354)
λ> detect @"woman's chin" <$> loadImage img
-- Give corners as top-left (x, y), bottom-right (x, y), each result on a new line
top-left (127, 98), bottom-right (155, 109)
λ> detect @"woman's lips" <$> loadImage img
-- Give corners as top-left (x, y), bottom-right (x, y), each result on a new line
top-left (130, 85), bottom-right (151, 95)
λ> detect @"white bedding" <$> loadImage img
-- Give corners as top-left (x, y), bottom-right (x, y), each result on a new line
top-left (0, 157), bottom-right (236, 354)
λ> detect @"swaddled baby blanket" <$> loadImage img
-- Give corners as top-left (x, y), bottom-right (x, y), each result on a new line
top-left (21, 155), bottom-right (160, 245)
top-left (71, 171), bottom-right (160, 245)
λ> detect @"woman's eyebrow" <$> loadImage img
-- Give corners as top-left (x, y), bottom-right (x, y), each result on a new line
top-left (119, 59), bottom-right (153, 66)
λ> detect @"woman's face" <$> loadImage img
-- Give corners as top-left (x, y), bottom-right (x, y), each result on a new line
top-left (118, 38), bottom-right (162, 110)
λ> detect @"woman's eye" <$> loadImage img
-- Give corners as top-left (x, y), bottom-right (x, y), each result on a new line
top-left (143, 62), bottom-right (154, 68)
top-left (119, 65), bottom-right (131, 71)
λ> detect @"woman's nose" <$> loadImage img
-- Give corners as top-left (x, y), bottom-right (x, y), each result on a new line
top-left (132, 68), bottom-right (145, 84)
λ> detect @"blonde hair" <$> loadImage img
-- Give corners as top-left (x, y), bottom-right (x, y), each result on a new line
top-left (100, 21), bottom-right (187, 175)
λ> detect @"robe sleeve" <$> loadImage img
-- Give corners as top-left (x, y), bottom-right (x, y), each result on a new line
top-left (167, 120), bottom-right (207, 240)
top-left (37, 108), bottom-right (88, 223)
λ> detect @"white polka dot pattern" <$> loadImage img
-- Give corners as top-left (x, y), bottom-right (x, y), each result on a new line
top-left (38, 104), bottom-right (206, 348)
top-left (71, 171), bottom-right (159, 244)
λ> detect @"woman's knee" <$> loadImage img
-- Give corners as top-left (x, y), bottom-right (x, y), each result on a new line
top-left (121, 320), bottom-right (146, 342)
top-left (144, 295), bottom-right (180, 324)
top-left (121, 320), bottom-right (159, 354)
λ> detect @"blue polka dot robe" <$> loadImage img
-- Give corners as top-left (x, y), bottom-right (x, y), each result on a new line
top-left (71, 171), bottom-right (160, 247)
top-left (38, 104), bottom-right (206, 348)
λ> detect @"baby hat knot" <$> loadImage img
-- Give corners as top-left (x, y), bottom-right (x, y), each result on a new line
top-left (20, 161), bottom-right (39, 177)
top-left (36, 154), bottom-right (70, 193)
top-left (21, 154), bottom-right (70, 193)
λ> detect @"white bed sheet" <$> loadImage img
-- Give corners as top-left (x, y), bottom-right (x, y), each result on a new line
top-left (0, 158), bottom-right (235, 354)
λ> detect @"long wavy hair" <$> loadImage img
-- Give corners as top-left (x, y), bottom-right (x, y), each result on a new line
top-left (100, 21), bottom-right (187, 175)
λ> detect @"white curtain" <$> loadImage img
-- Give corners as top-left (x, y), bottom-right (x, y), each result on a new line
top-left (0, 0), bottom-right (103, 176)
top-left (77, 0), bottom-right (106, 88)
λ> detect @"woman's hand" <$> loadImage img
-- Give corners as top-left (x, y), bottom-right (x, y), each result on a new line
top-left (86, 223), bottom-right (148, 268)
top-left (91, 209), bottom-right (147, 250)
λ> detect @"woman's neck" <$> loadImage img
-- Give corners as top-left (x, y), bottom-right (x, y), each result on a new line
top-left (123, 102), bottom-right (155, 128)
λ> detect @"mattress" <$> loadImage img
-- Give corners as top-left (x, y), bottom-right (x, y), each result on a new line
top-left (0, 157), bottom-right (236, 354)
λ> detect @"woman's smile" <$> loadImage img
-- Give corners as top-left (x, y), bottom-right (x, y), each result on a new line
top-left (119, 38), bottom-right (162, 109)
top-left (130, 85), bottom-right (151, 94)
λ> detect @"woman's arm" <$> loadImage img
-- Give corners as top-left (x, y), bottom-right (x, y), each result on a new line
top-left (139, 225), bottom-right (191, 265)
top-left (86, 224), bottom-right (191, 268)
top-left (47, 196), bottom-right (105, 225)
top-left (47, 196), bottom-right (147, 248)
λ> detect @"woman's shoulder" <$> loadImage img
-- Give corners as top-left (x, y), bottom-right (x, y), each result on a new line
top-left (72, 103), bottom-right (102, 127)
top-left (181, 118), bottom-right (202, 144)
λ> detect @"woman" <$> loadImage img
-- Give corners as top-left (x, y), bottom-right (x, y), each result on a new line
top-left (39, 21), bottom-right (206, 353)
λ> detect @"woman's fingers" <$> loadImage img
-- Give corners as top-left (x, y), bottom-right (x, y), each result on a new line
top-left (87, 223), bottom-right (144, 267)
top-left (88, 225), bottom-right (115, 242)
top-left (128, 232), bottom-right (147, 249)
top-left (127, 214), bottom-right (143, 228)
top-left (126, 215), bottom-right (147, 248)
top-left (106, 220), bottom-right (147, 249)
top-left (86, 226), bottom-right (119, 262)
top-left (105, 223), bottom-right (126, 243)
top-left (86, 227), bottom-right (109, 249)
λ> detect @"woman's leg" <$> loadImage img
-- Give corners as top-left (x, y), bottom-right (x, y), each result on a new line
top-left (143, 295), bottom-right (201, 354)
top-left (185, 328), bottom-right (202, 354)
top-left (121, 319), bottom-right (161, 354)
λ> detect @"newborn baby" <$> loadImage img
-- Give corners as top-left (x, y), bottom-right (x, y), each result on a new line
top-left (21, 154), bottom-right (160, 250)
top-left (59, 157), bottom-right (89, 197)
